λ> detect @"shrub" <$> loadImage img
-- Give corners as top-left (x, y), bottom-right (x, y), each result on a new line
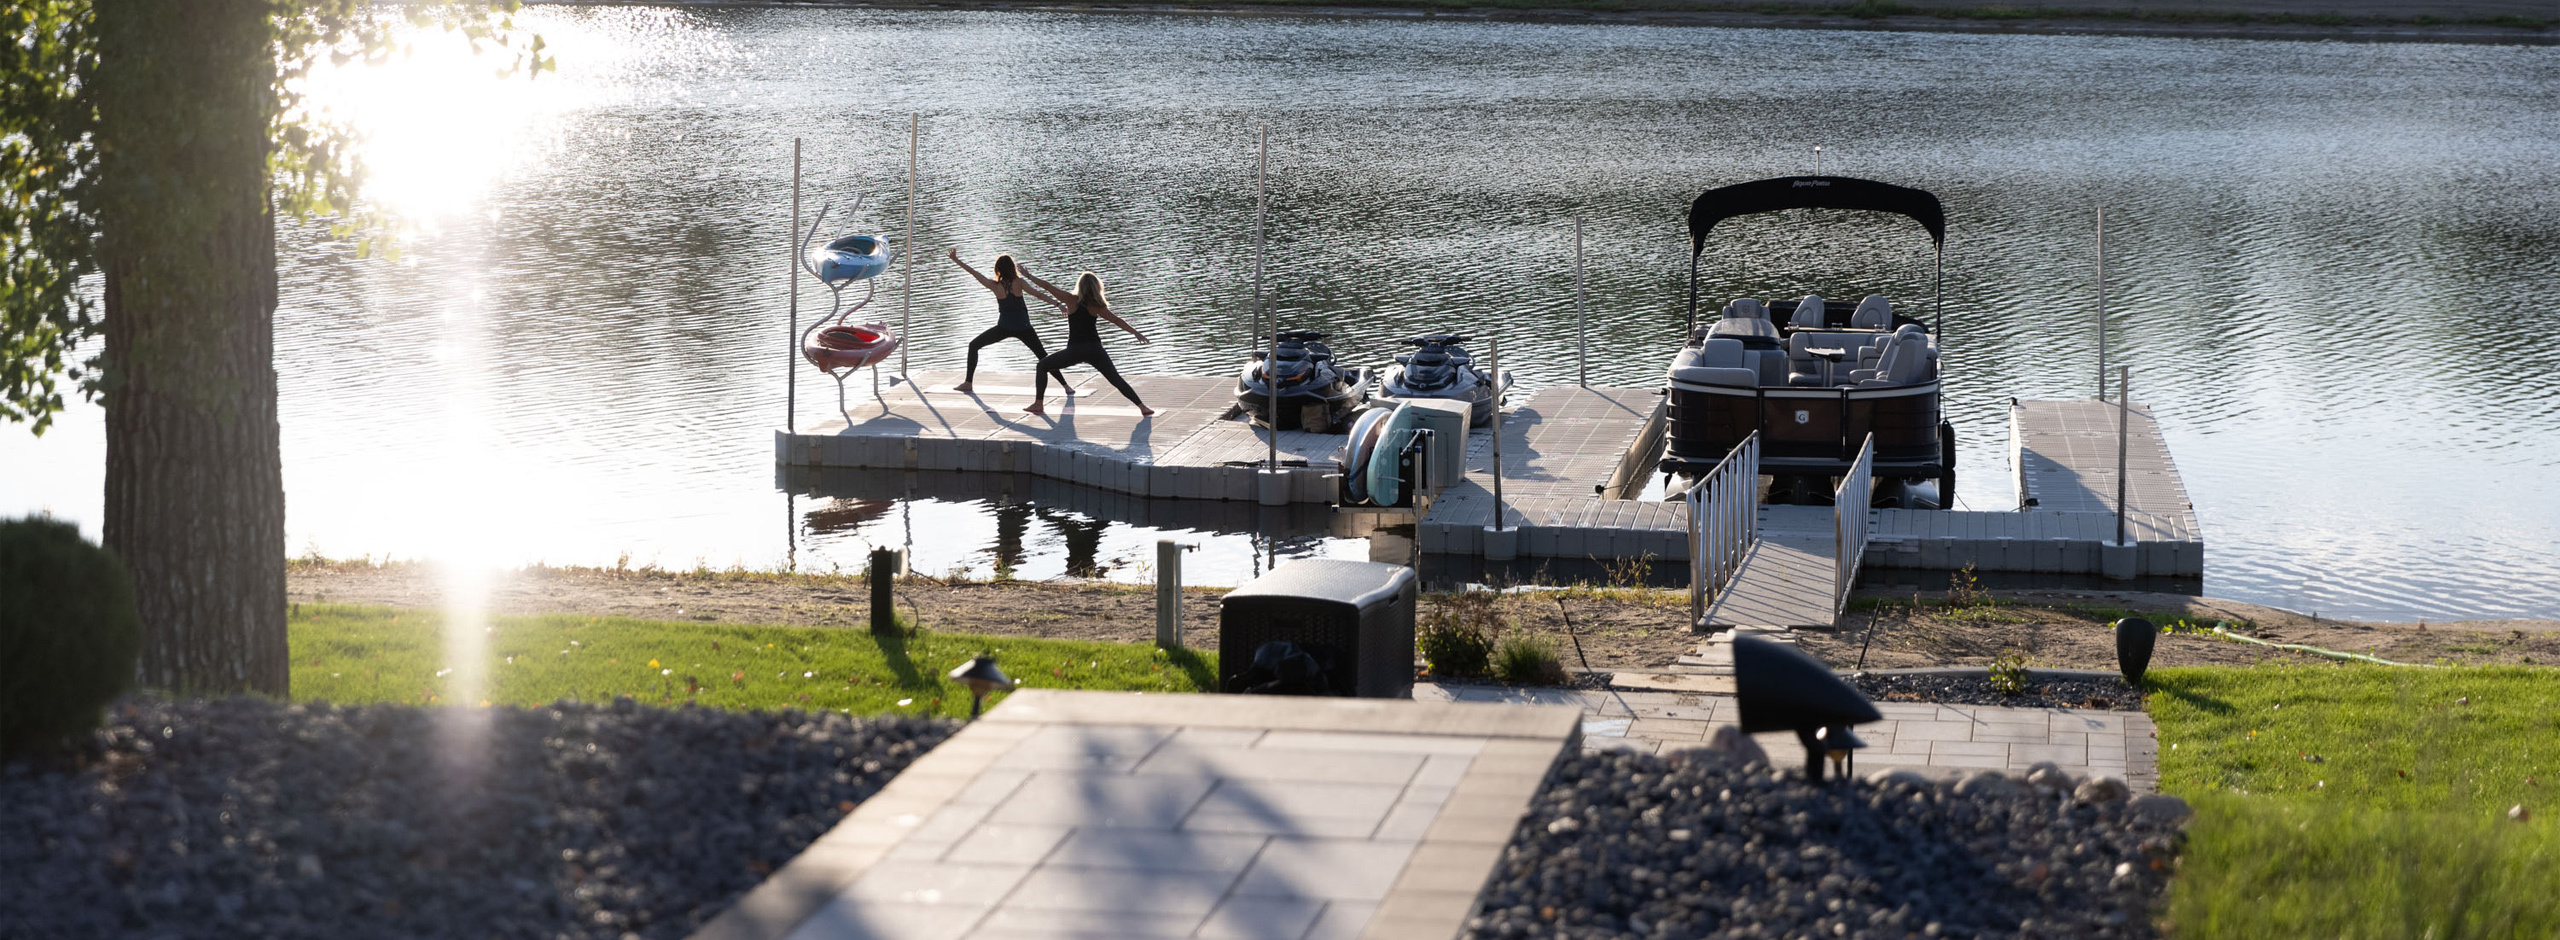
top-left (1420, 592), bottom-right (1500, 678)
top-left (1987, 648), bottom-right (2031, 696)
top-left (0, 516), bottom-right (142, 754)
top-left (1493, 633), bottom-right (1570, 686)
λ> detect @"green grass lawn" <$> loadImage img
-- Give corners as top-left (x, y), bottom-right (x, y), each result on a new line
top-left (2149, 665), bottom-right (2560, 938)
top-left (288, 604), bottom-right (1215, 719)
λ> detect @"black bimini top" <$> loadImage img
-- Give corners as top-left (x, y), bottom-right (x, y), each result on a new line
top-left (1688, 175), bottom-right (1945, 255)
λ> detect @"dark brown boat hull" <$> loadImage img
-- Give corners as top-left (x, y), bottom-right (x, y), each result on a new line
top-left (1663, 381), bottom-right (1944, 477)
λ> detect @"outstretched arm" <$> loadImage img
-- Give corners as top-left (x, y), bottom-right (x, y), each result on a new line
top-left (946, 249), bottom-right (998, 291)
top-left (1093, 303), bottom-right (1151, 344)
top-left (1020, 269), bottom-right (1076, 311)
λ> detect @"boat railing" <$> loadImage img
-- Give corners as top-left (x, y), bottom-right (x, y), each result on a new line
top-left (1687, 431), bottom-right (1762, 624)
top-left (1833, 433), bottom-right (1875, 615)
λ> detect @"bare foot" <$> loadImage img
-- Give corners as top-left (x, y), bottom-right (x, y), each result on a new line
top-left (1138, 405), bottom-right (1156, 417)
top-left (1023, 402), bottom-right (1046, 417)
top-left (953, 381), bottom-right (974, 393)
top-left (1062, 386), bottom-right (1076, 396)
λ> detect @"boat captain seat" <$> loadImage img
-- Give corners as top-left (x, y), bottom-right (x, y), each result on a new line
top-left (1853, 331), bottom-right (1934, 387)
top-left (1669, 338), bottom-right (1760, 388)
top-left (1850, 295), bottom-right (1893, 330)
top-left (1790, 294), bottom-right (1827, 329)
top-left (1722, 298), bottom-right (1770, 321)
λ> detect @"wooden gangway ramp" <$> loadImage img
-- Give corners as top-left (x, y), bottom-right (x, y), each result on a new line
top-left (1698, 506), bottom-right (1844, 631)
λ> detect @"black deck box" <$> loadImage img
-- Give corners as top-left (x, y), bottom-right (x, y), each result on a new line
top-left (1218, 559), bottom-right (1418, 699)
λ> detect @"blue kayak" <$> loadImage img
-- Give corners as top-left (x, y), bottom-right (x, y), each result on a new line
top-left (810, 233), bottom-right (893, 284)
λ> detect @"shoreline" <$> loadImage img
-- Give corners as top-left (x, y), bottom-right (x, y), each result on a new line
top-left (535, 0), bottom-right (2557, 45)
top-left (286, 562), bottom-right (2560, 671)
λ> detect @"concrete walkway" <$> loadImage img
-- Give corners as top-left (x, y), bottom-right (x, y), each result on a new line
top-left (692, 690), bottom-right (1582, 940)
top-left (1415, 684), bottom-right (2157, 792)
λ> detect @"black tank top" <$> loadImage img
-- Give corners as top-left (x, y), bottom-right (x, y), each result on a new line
top-left (1068, 301), bottom-right (1102, 346)
top-left (995, 291), bottom-right (1030, 329)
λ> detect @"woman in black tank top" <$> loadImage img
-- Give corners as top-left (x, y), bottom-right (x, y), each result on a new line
top-left (946, 250), bottom-right (1068, 395)
top-left (1017, 268), bottom-right (1152, 417)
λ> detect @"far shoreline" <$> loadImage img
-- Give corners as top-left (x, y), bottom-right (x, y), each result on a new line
top-left (529, 0), bottom-right (2557, 46)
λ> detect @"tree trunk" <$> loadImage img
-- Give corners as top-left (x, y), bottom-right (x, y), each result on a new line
top-left (94, 0), bottom-right (287, 696)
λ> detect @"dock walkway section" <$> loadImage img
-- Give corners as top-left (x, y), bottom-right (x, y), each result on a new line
top-left (1413, 385), bottom-right (1686, 560)
top-left (775, 371), bottom-right (1343, 505)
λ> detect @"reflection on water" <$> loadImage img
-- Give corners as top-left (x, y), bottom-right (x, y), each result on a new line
top-left (3, 8), bottom-right (2555, 618)
top-left (783, 467), bottom-right (1367, 584)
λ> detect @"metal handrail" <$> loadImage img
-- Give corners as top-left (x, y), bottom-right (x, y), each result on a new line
top-left (1688, 431), bottom-right (1762, 624)
top-left (1833, 433), bottom-right (1875, 615)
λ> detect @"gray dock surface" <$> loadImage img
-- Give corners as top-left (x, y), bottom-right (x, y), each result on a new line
top-left (776, 371), bottom-right (1344, 504)
top-left (774, 375), bottom-right (2202, 587)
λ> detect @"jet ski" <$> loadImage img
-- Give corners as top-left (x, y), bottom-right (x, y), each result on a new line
top-left (1377, 333), bottom-right (1511, 428)
top-left (1236, 329), bottom-right (1369, 433)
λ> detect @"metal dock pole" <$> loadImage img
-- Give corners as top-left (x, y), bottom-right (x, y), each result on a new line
top-left (788, 138), bottom-right (801, 433)
top-left (1490, 336), bottom-right (1504, 529)
top-left (1259, 125), bottom-right (1278, 473)
top-left (1156, 540), bottom-right (1185, 649)
top-left (1254, 124), bottom-right (1268, 352)
top-left (2116, 366), bottom-right (2131, 546)
top-left (901, 114), bottom-right (916, 382)
top-left (1556, 217), bottom-right (1576, 386)
top-left (2096, 206), bottom-right (2107, 403)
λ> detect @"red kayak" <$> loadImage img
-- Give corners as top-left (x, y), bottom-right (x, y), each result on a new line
top-left (801, 321), bottom-right (900, 373)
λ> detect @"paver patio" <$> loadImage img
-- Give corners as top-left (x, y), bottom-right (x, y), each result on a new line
top-left (1415, 684), bottom-right (2158, 792)
top-left (690, 690), bottom-right (1582, 940)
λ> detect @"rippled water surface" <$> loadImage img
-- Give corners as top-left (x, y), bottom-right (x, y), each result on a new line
top-left (6, 9), bottom-right (2556, 620)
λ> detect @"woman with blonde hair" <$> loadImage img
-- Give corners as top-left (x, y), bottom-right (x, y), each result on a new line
top-left (1017, 268), bottom-right (1152, 416)
top-left (945, 249), bottom-right (1067, 395)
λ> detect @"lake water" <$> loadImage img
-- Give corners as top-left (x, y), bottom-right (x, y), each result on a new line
top-left (5, 7), bottom-right (2556, 620)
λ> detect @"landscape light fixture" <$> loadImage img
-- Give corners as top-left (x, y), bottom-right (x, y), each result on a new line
top-left (1816, 724), bottom-right (1867, 780)
top-left (949, 655), bottom-right (1012, 718)
top-left (1732, 634), bottom-right (1882, 783)
top-left (2112, 616), bottom-right (2156, 684)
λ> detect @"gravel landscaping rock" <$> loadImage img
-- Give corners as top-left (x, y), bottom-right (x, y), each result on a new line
top-left (1471, 750), bottom-right (2184, 939)
top-left (1854, 672), bottom-right (2147, 711)
top-left (0, 696), bottom-right (953, 939)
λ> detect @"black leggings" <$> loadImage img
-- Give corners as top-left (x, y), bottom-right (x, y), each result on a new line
top-left (965, 324), bottom-right (1067, 388)
top-left (1036, 341), bottom-right (1142, 407)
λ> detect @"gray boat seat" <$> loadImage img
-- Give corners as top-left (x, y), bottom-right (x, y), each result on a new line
top-left (1850, 295), bottom-right (1893, 330)
top-left (1669, 339), bottom-right (1760, 388)
top-left (1721, 298), bottom-right (1770, 321)
top-left (1790, 294), bottom-right (1827, 329)
top-left (1708, 315), bottom-right (1781, 345)
top-left (1701, 338), bottom-right (1746, 368)
top-left (1751, 349), bottom-right (1789, 386)
top-left (1853, 331), bottom-right (1934, 387)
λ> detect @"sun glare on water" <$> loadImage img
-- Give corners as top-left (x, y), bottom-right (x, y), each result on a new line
top-left (290, 9), bottom-right (701, 229)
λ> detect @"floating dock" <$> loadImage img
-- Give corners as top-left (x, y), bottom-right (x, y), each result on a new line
top-left (776, 371), bottom-right (1343, 505)
top-left (775, 372), bottom-right (2205, 624)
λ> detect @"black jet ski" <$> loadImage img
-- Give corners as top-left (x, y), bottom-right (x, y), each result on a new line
top-left (1377, 333), bottom-right (1511, 428)
top-left (1237, 329), bottom-right (1368, 433)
